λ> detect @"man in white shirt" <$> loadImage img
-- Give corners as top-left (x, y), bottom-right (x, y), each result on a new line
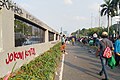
top-left (93, 32), bottom-right (98, 46)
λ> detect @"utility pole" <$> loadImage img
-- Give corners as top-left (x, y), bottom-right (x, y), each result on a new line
top-left (91, 13), bottom-right (93, 28)
top-left (99, 6), bottom-right (101, 27)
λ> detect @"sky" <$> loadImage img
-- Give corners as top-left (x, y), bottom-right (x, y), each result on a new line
top-left (13, 0), bottom-right (108, 34)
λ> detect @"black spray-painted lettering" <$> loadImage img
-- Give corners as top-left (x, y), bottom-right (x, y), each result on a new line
top-left (0, 0), bottom-right (23, 15)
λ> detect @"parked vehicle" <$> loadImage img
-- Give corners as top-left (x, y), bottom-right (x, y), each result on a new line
top-left (22, 37), bottom-right (40, 45)
top-left (22, 39), bottom-right (32, 45)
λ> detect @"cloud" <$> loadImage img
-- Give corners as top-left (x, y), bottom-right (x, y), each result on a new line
top-left (73, 16), bottom-right (87, 21)
top-left (64, 0), bottom-right (73, 5)
top-left (89, 3), bottom-right (100, 12)
top-left (18, 3), bottom-right (30, 9)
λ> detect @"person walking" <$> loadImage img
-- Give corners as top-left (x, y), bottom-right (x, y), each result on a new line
top-left (71, 37), bottom-right (75, 46)
top-left (61, 35), bottom-right (66, 53)
top-left (93, 32), bottom-right (98, 46)
top-left (114, 35), bottom-right (120, 66)
top-left (96, 31), bottom-right (114, 80)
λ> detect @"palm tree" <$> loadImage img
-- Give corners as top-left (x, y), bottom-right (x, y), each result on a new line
top-left (111, 0), bottom-right (120, 7)
top-left (101, 0), bottom-right (115, 35)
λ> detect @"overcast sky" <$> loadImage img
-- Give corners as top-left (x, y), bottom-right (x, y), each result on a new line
top-left (13, 0), bottom-right (108, 34)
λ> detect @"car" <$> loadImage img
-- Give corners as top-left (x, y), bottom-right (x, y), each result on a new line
top-left (22, 37), bottom-right (40, 45)
top-left (29, 37), bottom-right (40, 44)
top-left (22, 39), bottom-right (32, 45)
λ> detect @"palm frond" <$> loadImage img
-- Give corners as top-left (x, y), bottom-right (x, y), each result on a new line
top-left (110, 9), bottom-right (116, 17)
top-left (104, 0), bottom-right (112, 5)
top-left (101, 8), bottom-right (107, 16)
top-left (104, 9), bottom-right (110, 16)
top-left (101, 4), bottom-right (107, 7)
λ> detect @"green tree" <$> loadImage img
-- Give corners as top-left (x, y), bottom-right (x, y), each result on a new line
top-left (87, 27), bottom-right (104, 37)
top-left (15, 20), bottom-right (32, 36)
top-left (111, 0), bottom-right (120, 13)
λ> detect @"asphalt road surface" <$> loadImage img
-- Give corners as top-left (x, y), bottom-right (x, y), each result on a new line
top-left (55, 42), bottom-right (120, 80)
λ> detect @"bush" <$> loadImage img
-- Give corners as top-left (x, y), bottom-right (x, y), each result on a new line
top-left (8, 43), bottom-right (62, 80)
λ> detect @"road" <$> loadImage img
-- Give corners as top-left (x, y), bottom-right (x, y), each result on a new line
top-left (55, 42), bottom-right (120, 80)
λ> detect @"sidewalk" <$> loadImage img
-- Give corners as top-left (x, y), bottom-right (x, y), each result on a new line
top-left (55, 42), bottom-right (120, 80)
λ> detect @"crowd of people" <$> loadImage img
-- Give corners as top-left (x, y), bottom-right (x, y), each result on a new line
top-left (78, 32), bottom-right (120, 80)
top-left (61, 31), bottom-right (120, 80)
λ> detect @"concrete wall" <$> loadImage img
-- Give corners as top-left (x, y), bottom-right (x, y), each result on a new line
top-left (0, 9), bottom-right (3, 51)
top-left (1, 8), bottom-right (14, 51)
top-left (0, 41), bottom-right (59, 77)
top-left (0, 1), bottom-right (60, 77)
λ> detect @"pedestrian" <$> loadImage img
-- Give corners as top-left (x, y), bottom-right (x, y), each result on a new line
top-left (114, 35), bottom-right (120, 66)
top-left (89, 38), bottom-right (94, 46)
top-left (93, 32), bottom-right (98, 46)
top-left (60, 35), bottom-right (66, 53)
top-left (96, 31), bottom-right (114, 80)
top-left (72, 37), bottom-right (75, 46)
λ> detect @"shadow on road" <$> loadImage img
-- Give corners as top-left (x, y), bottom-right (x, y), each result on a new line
top-left (64, 61), bottom-right (101, 79)
top-left (75, 55), bottom-right (100, 64)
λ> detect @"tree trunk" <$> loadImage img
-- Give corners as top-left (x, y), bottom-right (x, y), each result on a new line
top-left (111, 17), bottom-right (112, 27)
top-left (107, 14), bottom-right (110, 36)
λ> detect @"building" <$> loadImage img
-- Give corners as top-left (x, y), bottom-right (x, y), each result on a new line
top-left (0, 0), bottom-right (60, 77)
